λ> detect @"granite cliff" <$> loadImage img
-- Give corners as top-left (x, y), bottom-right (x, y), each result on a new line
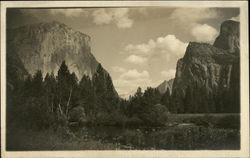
top-left (7, 21), bottom-right (118, 96)
top-left (172, 20), bottom-right (240, 113)
top-left (7, 21), bottom-right (98, 79)
top-left (157, 79), bottom-right (174, 95)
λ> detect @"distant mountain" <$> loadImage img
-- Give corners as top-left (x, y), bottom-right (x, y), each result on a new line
top-left (172, 20), bottom-right (240, 113)
top-left (157, 79), bottom-right (174, 95)
top-left (7, 21), bottom-right (118, 96)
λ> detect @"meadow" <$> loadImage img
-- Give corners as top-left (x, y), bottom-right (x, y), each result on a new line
top-left (7, 113), bottom-right (240, 150)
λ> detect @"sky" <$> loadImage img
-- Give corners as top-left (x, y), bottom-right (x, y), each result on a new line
top-left (7, 7), bottom-right (240, 98)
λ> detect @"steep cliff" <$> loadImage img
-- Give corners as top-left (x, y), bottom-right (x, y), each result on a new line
top-left (172, 20), bottom-right (240, 113)
top-left (7, 21), bottom-right (118, 97)
top-left (7, 47), bottom-right (28, 90)
top-left (213, 20), bottom-right (240, 53)
top-left (7, 21), bottom-right (98, 79)
top-left (157, 79), bottom-right (174, 95)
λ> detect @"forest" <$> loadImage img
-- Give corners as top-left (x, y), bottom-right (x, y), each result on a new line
top-left (7, 60), bottom-right (240, 130)
top-left (7, 61), bottom-right (240, 150)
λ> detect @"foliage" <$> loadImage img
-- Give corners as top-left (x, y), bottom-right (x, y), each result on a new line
top-left (7, 58), bottom-right (240, 130)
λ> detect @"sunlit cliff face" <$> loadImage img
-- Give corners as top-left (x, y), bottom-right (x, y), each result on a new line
top-left (7, 21), bottom-right (98, 79)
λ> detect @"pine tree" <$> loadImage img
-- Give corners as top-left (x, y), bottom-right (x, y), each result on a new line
top-left (56, 61), bottom-right (73, 116)
top-left (44, 72), bottom-right (57, 112)
top-left (32, 70), bottom-right (44, 97)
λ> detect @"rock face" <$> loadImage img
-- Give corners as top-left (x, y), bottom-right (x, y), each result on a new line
top-left (7, 48), bottom-right (28, 89)
top-left (172, 20), bottom-right (240, 113)
top-left (173, 42), bottom-right (238, 94)
top-left (157, 79), bottom-right (174, 94)
top-left (7, 21), bottom-right (98, 79)
top-left (213, 20), bottom-right (240, 53)
top-left (7, 21), bottom-right (118, 96)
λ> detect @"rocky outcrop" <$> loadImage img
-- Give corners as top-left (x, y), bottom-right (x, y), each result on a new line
top-left (7, 47), bottom-right (28, 90)
top-left (173, 42), bottom-right (238, 94)
top-left (157, 79), bottom-right (174, 94)
top-left (213, 20), bottom-right (240, 53)
top-left (7, 21), bottom-right (98, 79)
top-left (7, 21), bottom-right (118, 97)
top-left (172, 20), bottom-right (240, 113)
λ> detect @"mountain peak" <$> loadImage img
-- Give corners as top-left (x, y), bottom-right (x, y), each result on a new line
top-left (157, 79), bottom-right (174, 94)
top-left (213, 20), bottom-right (239, 53)
top-left (7, 21), bottom-right (95, 79)
top-left (172, 19), bottom-right (240, 113)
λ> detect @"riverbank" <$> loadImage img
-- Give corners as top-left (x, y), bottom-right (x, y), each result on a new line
top-left (7, 125), bottom-right (240, 150)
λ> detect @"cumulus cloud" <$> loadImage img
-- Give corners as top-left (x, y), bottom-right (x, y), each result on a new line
top-left (92, 8), bottom-right (133, 28)
top-left (124, 40), bottom-right (155, 55)
top-left (230, 14), bottom-right (240, 22)
top-left (161, 69), bottom-right (176, 80)
top-left (124, 55), bottom-right (148, 64)
top-left (111, 66), bottom-right (126, 73)
top-left (191, 24), bottom-right (218, 43)
top-left (169, 8), bottom-right (219, 25)
top-left (114, 69), bottom-right (152, 98)
top-left (92, 9), bottom-right (112, 25)
top-left (49, 9), bottom-right (88, 17)
top-left (123, 35), bottom-right (188, 64)
top-left (120, 69), bottom-right (149, 80)
top-left (155, 35), bottom-right (188, 57)
top-left (169, 8), bottom-right (220, 42)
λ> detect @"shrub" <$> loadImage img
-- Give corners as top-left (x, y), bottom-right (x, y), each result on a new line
top-left (69, 106), bottom-right (86, 123)
top-left (215, 115), bottom-right (240, 129)
top-left (125, 116), bottom-right (143, 126)
top-left (139, 104), bottom-right (169, 126)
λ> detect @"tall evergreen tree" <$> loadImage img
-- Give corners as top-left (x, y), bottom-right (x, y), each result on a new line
top-left (56, 61), bottom-right (73, 116)
top-left (44, 72), bottom-right (57, 112)
top-left (32, 70), bottom-right (44, 97)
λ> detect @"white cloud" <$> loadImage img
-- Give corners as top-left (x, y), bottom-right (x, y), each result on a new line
top-left (124, 40), bottom-right (155, 55)
top-left (169, 8), bottom-right (220, 42)
top-left (123, 35), bottom-right (188, 62)
top-left (114, 69), bottom-right (152, 98)
top-left (117, 35), bottom-right (188, 98)
top-left (111, 66), bottom-right (126, 73)
top-left (191, 24), bottom-right (218, 43)
top-left (92, 8), bottom-right (133, 28)
top-left (49, 9), bottom-right (88, 17)
top-left (124, 55), bottom-right (148, 64)
top-left (169, 8), bottom-right (219, 25)
top-left (161, 69), bottom-right (176, 80)
top-left (155, 35), bottom-right (188, 57)
top-left (230, 14), bottom-right (240, 22)
top-left (120, 69), bottom-right (149, 80)
top-left (92, 9), bottom-right (113, 25)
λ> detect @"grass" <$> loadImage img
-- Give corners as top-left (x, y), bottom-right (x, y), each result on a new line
top-left (6, 113), bottom-right (240, 150)
top-left (167, 113), bottom-right (240, 129)
top-left (7, 127), bottom-right (118, 151)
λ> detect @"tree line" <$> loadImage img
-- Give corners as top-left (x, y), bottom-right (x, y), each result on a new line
top-left (7, 61), bottom-right (239, 130)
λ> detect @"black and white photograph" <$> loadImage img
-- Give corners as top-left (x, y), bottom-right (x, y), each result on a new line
top-left (1, 1), bottom-right (249, 158)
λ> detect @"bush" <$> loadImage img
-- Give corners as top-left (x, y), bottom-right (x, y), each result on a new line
top-left (21, 97), bottom-right (56, 129)
top-left (69, 106), bottom-right (87, 125)
top-left (139, 104), bottom-right (169, 126)
top-left (125, 116), bottom-right (143, 126)
top-left (215, 115), bottom-right (240, 129)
